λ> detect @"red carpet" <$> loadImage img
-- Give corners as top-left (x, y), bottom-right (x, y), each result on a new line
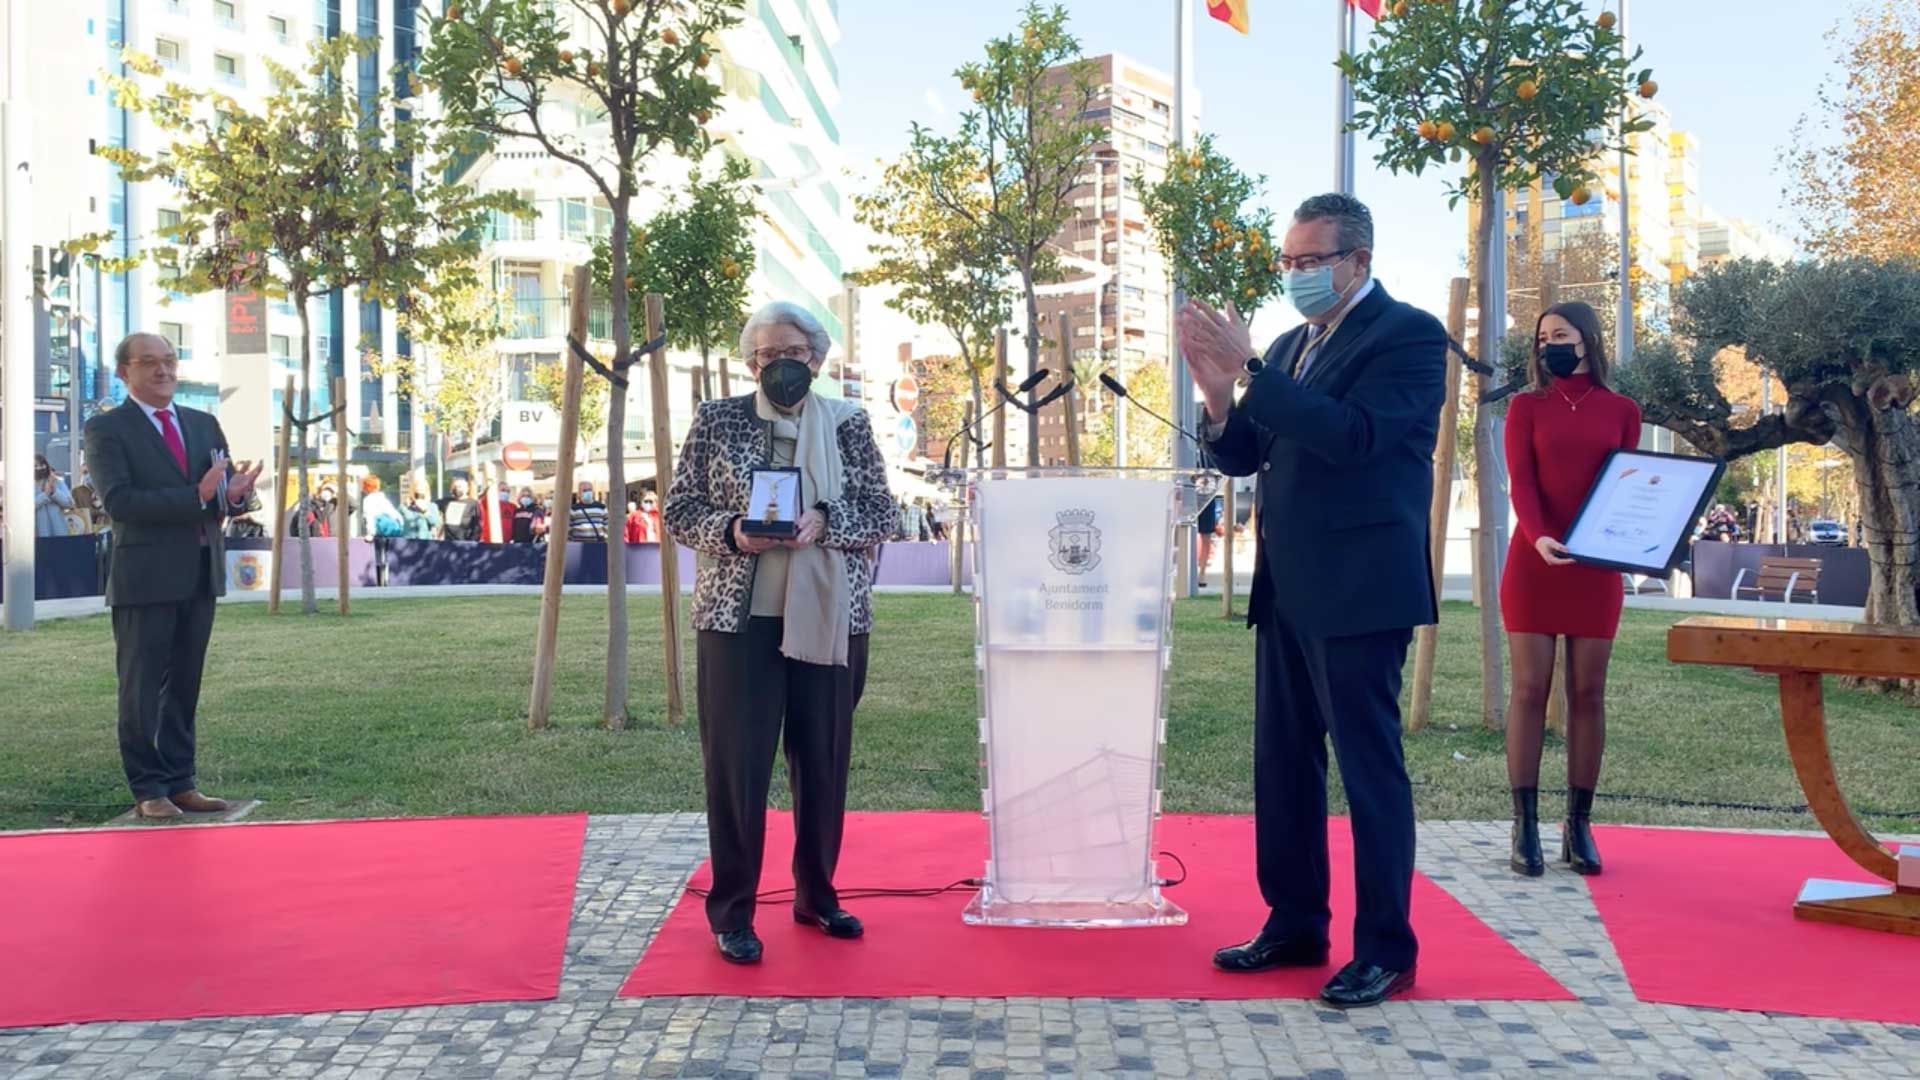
top-left (621, 812), bottom-right (1571, 1001)
top-left (0, 815), bottom-right (586, 1028)
top-left (1586, 825), bottom-right (1920, 1025)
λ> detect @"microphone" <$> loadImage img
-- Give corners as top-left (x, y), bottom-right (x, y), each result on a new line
top-left (1100, 373), bottom-right (1200, 447)
top-left (941, 369), bottom-right (1053, 470)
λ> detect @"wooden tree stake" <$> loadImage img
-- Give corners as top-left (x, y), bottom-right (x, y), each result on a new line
top-left (268, 375), bottom-right (294, 615)
top-left (1059, 312), bottom-right (1080, 467)
top-left (1410, 278), bottom-right (1470, 731)
top-left (1221, 482), bottom-right (1236, 620)
top-left (992, 328), bottom-right (1009, 468)
top-left (646, 294), bottom-right (686, 727)
top-left (529, 268), bottom-right (590, 730)
top-left (333, 376), bottom-right (350, 616)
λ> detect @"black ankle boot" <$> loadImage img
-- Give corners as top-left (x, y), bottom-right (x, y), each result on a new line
top-left (1562, 787), bottom-right (1603, 875)
top-left (1510, 787), bottom-right (1545, 877)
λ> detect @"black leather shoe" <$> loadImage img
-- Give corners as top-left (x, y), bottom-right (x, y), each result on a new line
top-left (715, 928), bottom-right (762, 964)
top-left (1319, 960), bottom-right (1415, 1008)
top-left (1562, 786), bottom-right (1604, 875)
top-left (794, 908), bottom-right (864, 939)
top-left (1212, 932), bottom-right (1329, 973)
top-left (1510, 786), bottom-right (1545, 877)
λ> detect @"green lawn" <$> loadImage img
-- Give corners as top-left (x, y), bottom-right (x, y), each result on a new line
top-left (1, 595), bottom-right (1915, 834)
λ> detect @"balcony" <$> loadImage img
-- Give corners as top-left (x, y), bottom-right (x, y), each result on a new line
top-left (504, 297), bottom-right (614, 341)
top-left (485, 200), bottom-right (613, 246)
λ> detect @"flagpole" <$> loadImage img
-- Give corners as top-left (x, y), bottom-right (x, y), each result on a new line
top-left (1336, 0), bottom-right (1357, 193)
top-left (1172, 0), bottom-right (1197, 596)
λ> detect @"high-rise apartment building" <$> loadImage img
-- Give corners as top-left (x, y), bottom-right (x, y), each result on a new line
top-left (0, 5), bottom-right (106, 474)
top-left (1030, 53), bottom-right (1190, 468)
top-left (4, 0), bottom-right (849, 505)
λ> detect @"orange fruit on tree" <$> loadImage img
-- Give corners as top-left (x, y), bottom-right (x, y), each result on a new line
top-left (1416, 119), bottom-right (1437, 140)
top-left (625, 275), bottom-right (637, 290)
top-left (559, 50), bottom-right (574, 63)
top-left (1392, 1), bottom-right (1408, 16)
top-left (1570, 185), bottom-right (1592, 205)
top-left (1516, 79), bottom-right (1538, 101)
top-left (587, 61), bottom-right (601, 77)
top-left (695, 51), bottom-right (710, 68)
top-left (1435, 120), bottom-right (1455, 142)
top-left (661, 27), bottom-right (679, 46)
top-left (611, 0), bottom-right (630, 13)
top-left (1638, 79), bottom-right (1658, 98)
top-left (1597, 10), bottom-right (1616, 30)
top-left (503, 56), bottom-right (522, 76)
top-left (1472, 125), bottom-right (1494, 144)
top-left (445, 4), bottom-right (459, 20)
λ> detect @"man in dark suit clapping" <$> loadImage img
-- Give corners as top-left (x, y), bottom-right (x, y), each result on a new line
top-left (84, 332), bottom-right (263, 820)
top-left (1179, 194), bottom-right (1446, 1009)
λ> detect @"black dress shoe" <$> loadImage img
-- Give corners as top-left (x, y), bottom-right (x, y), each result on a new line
top-left (1562, 786), bottom-right (1604, 875)
top-left (1510, 786), bottom-right (1545, 877)
top-left (794, 908), bottom-right (864, 939)
top-left (715, 928), bottom-right (762, 964)
top-left (1212, 932), bottom-right (1329, 973)
top-left (1319, 960), bottom-right (1415, 1009)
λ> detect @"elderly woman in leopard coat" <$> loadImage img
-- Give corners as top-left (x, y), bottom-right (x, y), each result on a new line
top-left (663, 301), bottom-right (896, 966)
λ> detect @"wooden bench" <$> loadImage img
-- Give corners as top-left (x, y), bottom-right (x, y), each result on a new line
top-left (1731, 556), bottom-right (1822, 604)
top-left (1668, 617), bottom-right (1920, 936)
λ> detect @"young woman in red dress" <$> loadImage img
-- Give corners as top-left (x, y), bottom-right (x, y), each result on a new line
top-left (1501, 301), bottom-right (1641, 878)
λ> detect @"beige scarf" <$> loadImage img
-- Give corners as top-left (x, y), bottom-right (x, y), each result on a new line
top-left (756, 390), bottom-right (855, 666)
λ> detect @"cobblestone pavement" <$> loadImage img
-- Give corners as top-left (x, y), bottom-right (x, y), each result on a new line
top-left (3, 814), bottom-right (1917, 1079)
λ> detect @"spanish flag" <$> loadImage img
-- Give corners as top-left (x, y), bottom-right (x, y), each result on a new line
top-left (1206, 0), bottom-right (1248, 33)
top-left (1350, 0), bottom-right (1382, 17)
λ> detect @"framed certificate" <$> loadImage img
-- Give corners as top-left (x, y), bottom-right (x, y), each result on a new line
top-left (743, 467), bottom-right (803, 537)
top-left (1562, 449), bottom-right (1726, 577)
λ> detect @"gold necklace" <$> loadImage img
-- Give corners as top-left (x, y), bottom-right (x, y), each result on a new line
top-left (1555, 382), bottom-right (1597, 412)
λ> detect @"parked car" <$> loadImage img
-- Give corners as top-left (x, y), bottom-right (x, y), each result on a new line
top-left (1807, 519), bottom-right (1847, 546)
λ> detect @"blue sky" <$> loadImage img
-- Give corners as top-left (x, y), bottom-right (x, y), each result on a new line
top-left (833, 0), bottom-right (1843, 333)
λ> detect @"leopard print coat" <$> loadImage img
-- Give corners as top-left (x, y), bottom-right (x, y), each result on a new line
top-left (663, 393), bottom-right (896, 635)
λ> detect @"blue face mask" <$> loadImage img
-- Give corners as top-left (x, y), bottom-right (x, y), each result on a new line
top-left (1284, 254), bottom-right (1357, 319)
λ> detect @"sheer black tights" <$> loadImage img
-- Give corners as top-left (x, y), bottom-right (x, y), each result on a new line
top-left (1505, 633), bottom-right (1612, 791)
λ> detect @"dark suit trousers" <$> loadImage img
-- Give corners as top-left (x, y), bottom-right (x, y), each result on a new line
top-left (1253, 610), bottom-right (1418, 971)
top-left (111, 556), bottom-right (216, 800)
top-left (696, 617), bottom-right (868, 933)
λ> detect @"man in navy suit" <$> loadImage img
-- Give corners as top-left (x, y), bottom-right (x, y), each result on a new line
top-left (1179, 194), bottom-right (1446, 1008)
top-left (84, 332), bottom-right (263, 820)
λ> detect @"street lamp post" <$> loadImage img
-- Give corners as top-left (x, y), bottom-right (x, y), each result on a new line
top-left (2, 0), bottom-right (39, 630)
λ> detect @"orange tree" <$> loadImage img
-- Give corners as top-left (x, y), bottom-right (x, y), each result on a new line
top-left (912, 2), bottom-right (1104, 466)
top-left (595, 157), bottom-right (760, 399)
top-left (1138, 133), bottom-right (1283, 328)
top-left (421, 0), bottom-right (740, 726)
top-left (1340, 0), bottom-right (1653, 729)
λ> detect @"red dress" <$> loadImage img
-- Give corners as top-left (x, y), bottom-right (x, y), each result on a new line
top-left (1500, 373), bottom-right (1643, 639)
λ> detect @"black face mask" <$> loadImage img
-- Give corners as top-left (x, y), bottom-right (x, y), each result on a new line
top-left (759, 357), bottom-right (815, 409)
top-left (1542, 342), bottom-right (1583, 379)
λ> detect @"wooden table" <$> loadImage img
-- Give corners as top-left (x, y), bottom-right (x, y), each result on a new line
top-left (1668, 616), bottom-right (1920, 936)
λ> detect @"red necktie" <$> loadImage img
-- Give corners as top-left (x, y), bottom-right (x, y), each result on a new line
top-left (156, 408), bottom-right (189, 475)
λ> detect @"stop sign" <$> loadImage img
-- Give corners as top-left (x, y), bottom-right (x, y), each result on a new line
top-left (501, 441), bottom-right (534, 471)
top-left (891, 375), bottom-right (920, 415)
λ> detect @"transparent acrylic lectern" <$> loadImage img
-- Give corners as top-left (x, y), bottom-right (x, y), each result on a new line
top-left (934, 467), bottom-right (1216, 928)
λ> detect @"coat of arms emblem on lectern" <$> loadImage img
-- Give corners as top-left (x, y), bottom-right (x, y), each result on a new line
top-left (1047, 509), bottom-right (1101, 574)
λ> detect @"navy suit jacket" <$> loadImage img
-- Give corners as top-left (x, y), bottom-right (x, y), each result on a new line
top-left (1202, 282), bottom-right (1446, 639)
top-left (83, 401), bottom-right (234, 607)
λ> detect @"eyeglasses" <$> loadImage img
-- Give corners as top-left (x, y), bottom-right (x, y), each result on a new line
top-left (1275, 249), bottom-right (1356, 273)
top-left (128, 357), bottom-right (180, 371)
top-left (750, 345), bottom-right (813, 364)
